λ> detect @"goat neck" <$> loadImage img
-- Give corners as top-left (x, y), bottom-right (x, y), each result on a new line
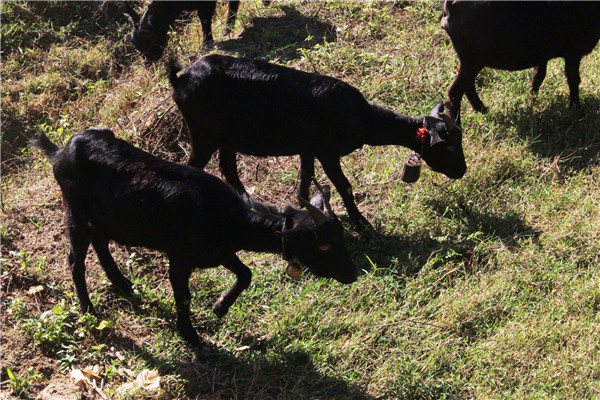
top-left (238, 200), bottom-right (290, 255)
top-left (363, 102), bottom-right (425, 152)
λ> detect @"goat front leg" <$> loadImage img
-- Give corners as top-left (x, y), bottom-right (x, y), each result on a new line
top-left (219, 148), bottom-right (246, 194)
top-left (213, 255), bottom-right (252, 318)
top-left (564, 56), bottom-right (582, 108)
top-left (92, 237), bottom-right (133, 295)
top-left (298, 154), bottom-right (315, 202)
top-left (531, 62), bottom-right (548, 94)
top-left (318, 156), bottom-right (371, 229)
top-left (167, 257), bottom-right (200, 346)
top-left (448, 63), bottom-right (483, 119)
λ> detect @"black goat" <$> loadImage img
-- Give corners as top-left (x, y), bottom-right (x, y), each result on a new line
top-left (169, 54), bottom-right (466, 228)
top-left (124, 1), bottom-right (241, 61)
top-left (30, 128), bottom-right (357, 346)
top-left (441, 1), bottom-right (600, 121)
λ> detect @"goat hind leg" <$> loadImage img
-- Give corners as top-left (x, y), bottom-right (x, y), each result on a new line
top-left (67, 222), bottom-right (94, 315)
top-left (92, 237), bottom-right (133, 295)
top-left (213, 255), bottom-right (251, 318)
top-left (319, 157), bottom-right (371, 229)
top-left (219, 149), bottom-right (246, 194)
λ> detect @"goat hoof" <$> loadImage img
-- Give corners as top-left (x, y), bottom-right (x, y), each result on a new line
top-left (352, 217), bottom-right (373, 232)
top-left (212, 305), bottom-right (228, 318)
top-left (115, 280), bottom-right (133, 295)
top-left (81, 304), bottom-right (97, 317)
top-left (178, 327), bottom-right (201, 347)
top-left (473, 103), bottom-right (488, 114)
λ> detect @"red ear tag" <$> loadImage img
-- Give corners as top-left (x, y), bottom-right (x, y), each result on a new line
top-left (416, 127), bottom-right (429, 143)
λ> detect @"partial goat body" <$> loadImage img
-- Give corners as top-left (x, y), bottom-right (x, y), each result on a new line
top-left (170, 54), bottom-right (466, 227)
top-left (31, 128), bottom-right (356, 346)
top-left (441, 1), bottom-right (600, 120)
top-left (124, 1), bottom-right (241, 61)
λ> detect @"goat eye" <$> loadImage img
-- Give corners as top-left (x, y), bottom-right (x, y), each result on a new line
top-left (319, 244), bottom-right (332, 252)
top-left (447, 145), bottom-right (456, 151)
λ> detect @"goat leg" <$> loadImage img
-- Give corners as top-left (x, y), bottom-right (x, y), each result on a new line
top-left (218, 149), bottom-right (247, 194)
top-left (319, 157), bottom-right (371, 229)
top-left (531, 62), bottom-right (548, 94)
top-left (197, 2), bottom-right (217, 46)
top-left (92, 237), bottom-right (133, 295)
top-left (67, 219), bottom-right (95, 315)
top-left (213, 255), bottom-right (252, 318)
top-left (223, 1), bottom-right (240, 35)
top-left (564, 56), bottom-right (582, 108)
top-left (168, 258), bottom-right (200, 346)
top-left (448, 63), bottom-right (483, 118)
top-left (298, 154), bottom-right (315, 202)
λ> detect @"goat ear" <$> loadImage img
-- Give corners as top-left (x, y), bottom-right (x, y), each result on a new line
top-left (437, 112), bottom-right (458, 132)
top-left (299, 197), bottom-right (330, 227)
top-left (429, 130), bottom-right (445, 147)
top-left (312, 179), bottom-right (337, 218)
top-left (123, 3), bottom-right (140, 26)
top-left (429, 101), bottom-right (444, 117)
top-left (309, 185), bottom-right (331, 211)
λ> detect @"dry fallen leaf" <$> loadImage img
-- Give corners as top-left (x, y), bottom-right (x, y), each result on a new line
top-left (27, 285), bottom-right (44, 295)
top-left (116, 369), bottom-right (161, 396)
top-left (70, 366), bottom-right (107, 399)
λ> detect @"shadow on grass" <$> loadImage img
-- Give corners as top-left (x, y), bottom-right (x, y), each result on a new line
top-left (346, 195), bottom-right (540, 277)
top-left (490, 95), bottom-right (600, 171)
top-left (216, 4), bottom-right (337, 62)
top-left (99, 294), bottom-right (371, 400)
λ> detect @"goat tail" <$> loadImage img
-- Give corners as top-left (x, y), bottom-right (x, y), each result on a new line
top-left (168, 56), bottom-right (182, 88)
top-left (30, 132), bottom-right (61, 163)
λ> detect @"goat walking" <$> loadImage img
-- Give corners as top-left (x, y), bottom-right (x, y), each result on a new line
top-left (124, 1), bottom-right (242, 61)
top-left (31, 128), bottom-right (357, 346)
top-left (441, 1), bottom-right (600, 121)
top-left (169, 54), bottom-right (466, 228)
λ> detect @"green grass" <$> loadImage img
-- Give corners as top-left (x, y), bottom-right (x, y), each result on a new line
top-left (2, 1), bottom-right (600, 399)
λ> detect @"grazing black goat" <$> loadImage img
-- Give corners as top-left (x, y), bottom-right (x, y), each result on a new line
top-left (169, 54), bottom-right (466, 228)
top-left (441, 1), bottom-right (600, 121)
top-left (30, 128), bottom-right (357, 346)
top-left (124, 1), bottom-right (241, 61)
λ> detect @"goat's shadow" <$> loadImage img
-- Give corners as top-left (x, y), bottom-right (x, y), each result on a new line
top-left (216, 4), bottom-right (337, 62)
top-left (95, 279), bottom-right (371, 399)
top-left (489, 95), bottom-right (600, 171)
top-left (346, 192), bottom-right (540, 277)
